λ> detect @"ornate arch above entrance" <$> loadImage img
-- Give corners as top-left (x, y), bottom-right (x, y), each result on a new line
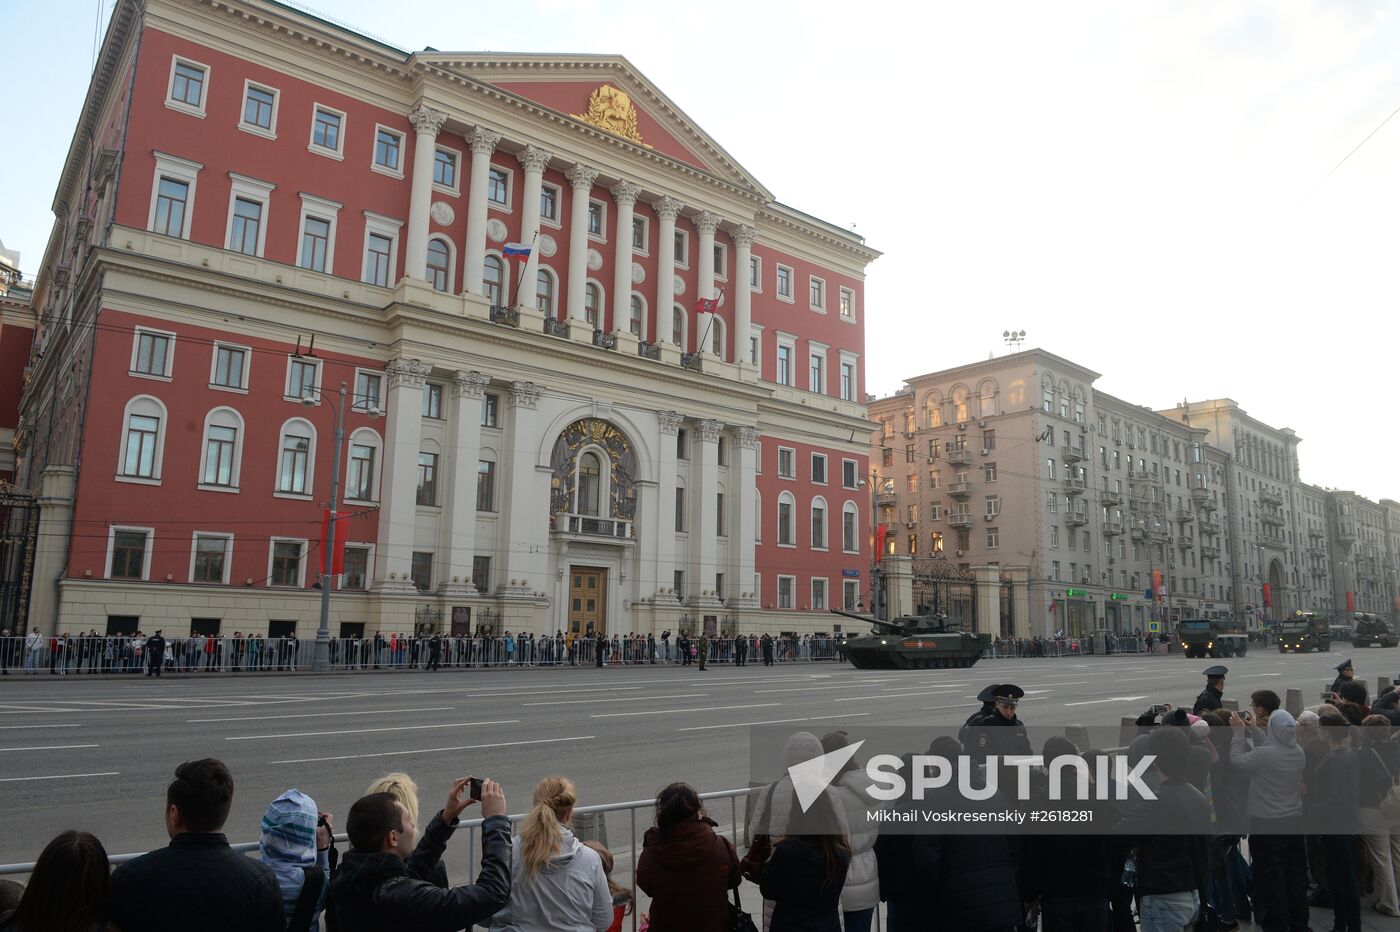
top-left (549, 419), bottom-right (639, 521)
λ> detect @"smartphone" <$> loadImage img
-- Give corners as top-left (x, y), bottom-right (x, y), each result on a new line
top-left (468, 777), bottom-right (483, 801)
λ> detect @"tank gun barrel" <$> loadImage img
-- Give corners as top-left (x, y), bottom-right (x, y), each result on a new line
top-left (828, 608), bottom-right (901, 632)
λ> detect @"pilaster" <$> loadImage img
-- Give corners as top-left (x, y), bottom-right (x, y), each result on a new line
top-left (373, 358), bottom-right (430, 590)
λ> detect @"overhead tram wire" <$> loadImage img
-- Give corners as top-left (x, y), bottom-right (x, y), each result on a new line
top-left (1324, 98), bottom-right (1400, 180)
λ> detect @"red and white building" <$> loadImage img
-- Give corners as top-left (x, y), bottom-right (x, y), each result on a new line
top-left (17, 0), bottom-right (878, 639)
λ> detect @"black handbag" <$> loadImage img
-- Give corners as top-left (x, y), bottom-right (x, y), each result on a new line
top-left (728, 887), bottom-right (758, 932)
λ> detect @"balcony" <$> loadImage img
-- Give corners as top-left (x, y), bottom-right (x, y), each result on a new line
top-left (1199, 518), bottom-right (1221, 537)
top-left (1130, 521), bottom-right (1149, 541)
top-left (1308, 542), bottom-right (1328, 557)
top-left (1260, 510), bottom-right (1285, 528)
top-left (1336, 522), bottom-right (1357, 544)
top-left (876, 491), bottom-right (897, 507)
top-left (1202, 544), bottom-right (1220, 560)
top-left (1177, 508), bottom-right (1196, 523)
top-left (551, 513), bottom-right (634, 540)
top-left (1129, 468), bottom-right (1154, 482)
top-left (947, 513), bottom-right (972, 528)
top-left (592, 330), bottom-right (618, 351)
top-left (543, 317), bottom-right (571, 338)
top-left (1102, 519), bottom-right (1124, 536)
top-left (947, 481), bottom-right (972, 498)
top-left (1190, 485), bottom-right (1211, 505)
top-left (1177, 536), bottom-right (1195, 550)
top-left (945, 448), bottom-right (971, 466)
top-left (1101, 488), bottom-right (1123, 507)
top-left (1150, 524), bottom-right (1170, 542)
top-left (637, 341), bottom-right (662, 361)
top-left (1258, 488), bottom-right (1283, 506)
top-left (1061, 445), bottom-right (1086, 463)
top-left (1064, 476), bottom-right (1087, 495)
top-left (1066, 511), bottom-right (1089, 527)
top-left (489, 305), bottom-right (520, 327)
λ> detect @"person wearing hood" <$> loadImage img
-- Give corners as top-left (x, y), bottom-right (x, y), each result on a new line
top-left (636, 782), bottom-right (741, 932)
top-left (1229, 702), bottom-right (1308, 932)
top-left (327, 776), bottom-right (510, 932)
top-left (258, 789), bottom-right (333, 931)
top-left (818, 731), bottom-right (879, 932)
top-left (488, 776), bottom-right (611, 932)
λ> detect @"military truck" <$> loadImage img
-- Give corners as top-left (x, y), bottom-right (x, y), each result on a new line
top-left (1278, 611), bottom-right (1331, 653)
top-left (830, 608), bottom-right (988, 669)
top-left (1177, 618), bottom-right (1248, 659)
top-left (1351, 613), bottom-right (1398, 648)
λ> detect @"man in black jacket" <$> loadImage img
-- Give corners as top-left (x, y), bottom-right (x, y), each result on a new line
top-left (328, 776), bottom-right (511, 932)
top-left (1192, 665), bottom-right (1227, 715)
top-left (111, 758), bottom-right (284, 931)
top-left (144, 630), bottom-right (166, 677)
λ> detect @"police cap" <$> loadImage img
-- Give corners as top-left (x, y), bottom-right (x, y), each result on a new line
top-left (1203, 665), bottom-right (1228, 679)
top-left (990, 683), bottom-right (1025, 705)
top-left (1336, 658), bottom-right (1353, 673)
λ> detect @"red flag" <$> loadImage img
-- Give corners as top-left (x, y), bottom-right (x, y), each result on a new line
top-left (1262, 583), bottom-right (1272, 608)
top-left (874, 524), bottom-right (888, 564)
top-left (695, 296), bottom-right (719, 314)
top-left (1152, 570), bottom-right (1163, 600)
top-left (1346, 591), bottom-right (1355, 613)
top-left (320, 510), bottom-right (346, 576)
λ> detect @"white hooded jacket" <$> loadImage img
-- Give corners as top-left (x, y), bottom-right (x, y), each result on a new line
top-left (487, 829), bottom-right (613, 932)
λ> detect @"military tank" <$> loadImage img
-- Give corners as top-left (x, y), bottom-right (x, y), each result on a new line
top-left (830, 608), bottom-right (989, 669)
top-left (1352, 613), bottom-right (1398, 648)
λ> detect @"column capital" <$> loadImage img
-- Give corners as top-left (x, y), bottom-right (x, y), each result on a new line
top-left (468, 126), bottom-right (501, 156)
top-left (735, 425), bottom-right (761, 449)
top-left (732, 224), bottom-right (758, 249)
top-left (566, 163), bottom-right (599, 191)
top-left (386, 357), bottom-right (431, 389)
top-left (452, 370), bottom-right (491, 399)
top-left (653, 195), bottom-right (684, 222)
top-left (611, 179), bottom-right (643, 208)
top-left (518, 144), bottom-right (553, 173)
top-left (697, 419), bottom-right (725, 443)
top-left (408, 105), bottom-right (449, 136)
top-left (658, 411), bottom-right (684, 435)
top-left (508, 380), bottom-right (541, 409)
top-left (694, 210), bottom-right (721, 235)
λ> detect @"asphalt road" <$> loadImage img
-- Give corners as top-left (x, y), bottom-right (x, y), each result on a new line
top-left (1, 647), bottom-right (1396, 871)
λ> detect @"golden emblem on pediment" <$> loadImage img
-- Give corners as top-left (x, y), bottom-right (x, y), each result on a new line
top-left (572, 85), bottom-right (651, 147)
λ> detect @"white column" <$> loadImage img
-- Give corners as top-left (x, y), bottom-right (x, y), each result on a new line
top-left (694, 210), bottom-right (719, 354)
top-left (374, 358), bottom-right (430, 589)
top-left (463, 127), bottom-right (501, 297)
top-left (404, 106), bottom-right (448, 283)
top-left (516, 145), bottom-right (552, 310)
top-left (654, 412), bottom-right (682, 600)
top-left (691, 419), bottom-right (724, 602)
top-left (443, 371), bottom-right (489, 594)
top-left (611, 180), bottom-right (642, 330)
top-left (653, 196), bottom-right (682, 346)
top-left (497, 381), bottom-right (549, 592)
top-left (730, 426), bottom-right (759, 612)
top-left (565, 163), bottom-right (599, 325)
top-left (732, 225), bottom-right (756, 366)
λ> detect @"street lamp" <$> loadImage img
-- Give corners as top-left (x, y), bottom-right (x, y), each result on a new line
top-left (302, 381), bottom-right (381, 673)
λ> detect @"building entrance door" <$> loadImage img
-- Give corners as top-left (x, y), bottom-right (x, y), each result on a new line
top-left (568, 567), bottom-right (607, 639)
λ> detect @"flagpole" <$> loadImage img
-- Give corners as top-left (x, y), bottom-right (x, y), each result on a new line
top-left (511, 231), bottom-right (540, 310)
top-left (696, 289), bottom-right (723, 354)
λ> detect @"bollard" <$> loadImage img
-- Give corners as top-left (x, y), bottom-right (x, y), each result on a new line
top-left (1284, 688), bottom-right (1302, 718)
top-left (571, 810), bottom-right (608, 848)
top-left (1221, 699), bottom-right (1239, 712)
top-left (1065, 725), bottom-right (1090, 752)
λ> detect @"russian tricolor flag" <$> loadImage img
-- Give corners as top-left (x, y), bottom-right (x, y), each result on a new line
top-left (503, 242), bottom-right (532, 257)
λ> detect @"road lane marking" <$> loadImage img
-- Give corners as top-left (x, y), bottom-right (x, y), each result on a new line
top-left (0, 723), bottom-right (82, 730)
top-left (189, 706), bottom-right (455, 723)
top-left (524, 694), bottom-right (708, 706)
top-left (679, 717), bottom-right (812, 731)
top-left (1064, 696), bottom-right (1148, 707)
top-left (0, 744), bottom-right (100, 752)
top-left (0, 771), bottom-right (120, 782)
top-left (833, 689), bottom-right (965, 702)
top-left (591, 703), bottom-right (781, 719)
top-left (225, 720), bottom-right (518, 740)
top-left (271, 735), bottom-right (595, 765)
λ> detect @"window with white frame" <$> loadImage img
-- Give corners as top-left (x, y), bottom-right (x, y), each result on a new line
top-left (191, 533), bottom-right (231, 584)
top-left (842, 459), bottom-right (858, 488)
top-left (372, 126), bottom-right (404, 177)
top-left (749, 254), bottom-right (761, 291)
top-left (985, 495), bottom-right (1001, 517)
top-left (588, 200), bottom-right (605, 239)
top-left (130, 328), bottom-right (174, 379)
top-left (225, 174), bottom-right (275, 257)
top-left (482, 393), bottom-right (499, 427)
top-left (239, 81), bottom-right (278, 137)
top-left (777, 446), bottom-right (795, 479)
top-left (811, 497), bottom-right (828, 549)
top-left (671, 305), bottom-right (686, 349)
top-left (811, 453), bottom-right (828, 484)
top-left (310, 104), bottom-right (346, 158)
top-left (632, 215), bottom-right (648, 253)
top-left (210, 343), bottom-right (248, 391)
top-left (777, 492), bottom-right (795, 546)
top-left (839, 286), bottom-right (856, 320)
top-left (986, 526), bottom-right (1000, 549)
top-left (422, 383), bottom-right (444, 419)
top-left (109, 527), bottom-right (152, 579)
top-left (483, 253), bottom-right (506, 305)
top-left (118, 396), bottom-right (166, 481)
top-left (426, 237), bottom-right (453, 292)
top-left (199, 408), bottom-right (243, 489)
top-left (353, 370), bottom-right (382, 413)
top-left (776, 264), bottom-right (794, 301)
top-left (808, 347), bottom-right (826, 394)
top-left (843, 502), bottom-right (859, 552)
top-left (285, 357), bottom-right (320, 401)
top-left (673, 228), bottom-right (688, 267)
top-left (629, 293), bottom-right (645, 338)
top-left (343, 545), bottom-right (370, 590)
top-left (843, 579), bottom-right (859, 610)
top-left (296, 193), bottom-right (340, 274)
top-left (147, 152), bottom-right (202, 240)
top-left (166, 57), bottom-right (208, 117)
top-left (346, 431), bottom-right (381, 502)
top-left (487, 167), bottom-right (510, 207)
top-left (839, 353), bottom-right (858, 402)
top-left (362, 212), bottom-right (403, 287)
top-left (433, 147), bottom-right (460, 193)
top-left (540, 183), bottom-right (561, 225)
top-left (809, 276), bottom-right (826, 311)
top-left (777, 575), bottom-right (795, 609)
top-left (276, 420), bottom-right (315, 495)
top-left (713, 242), bottom-right (727, 280)
top-left (776, 335), bottom-right (796, 386)
top-left (536, 267), bottom-right (557, 315)
top-left (269, 539), bottom-right (306, 587)
top-left (811, 577), bottom-right (828, 611)
top-left (710, 317), bottom-right (725, 356)
top-left (584, 282), bottom-right (603, 328)
top-left (417, 450), bottom-right (439, 507)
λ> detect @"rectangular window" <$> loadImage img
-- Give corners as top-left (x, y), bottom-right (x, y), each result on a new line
top-left (929, 470), bottom-right (940, 489)
top-left (152, 178), bottom-right (189, 237)
top-left (192, 535), bottom-right (228, 583)
top-left (812, 578), bottom-right (828, 611)
top-left (299, 215), bottom-right (331, 271)
top-left (373, 128), bottom-right (403, 173)
top-left (843, 579), bottom-right (858, 610)
top-left (675, 487), bottom-right (687, 532)
top-left (354, 371), bottom-right (382, 412)
top-left (202, 425), bottom-right (237, 486)
top-left (839, 287), bottom-right (855, 319)
top-left (411, 552), bottom-right (433, 592)
top-left (287, 359), bottom-right (318, 400)
top-left (472, 556), bottom-right (491, 592)
top-left (588, 200), bottom-right (604, 237)
top-left (713, 243), bottom-right (726, 278)
top-left (749, 254), bottom-right (761, 289)
top-left (121, 415), bottom-right (160, 478)
top-left (488, 168), bottom-right (509, 206)
top-left (673, 570), bottom-right (685, 600)
top-left (984, 462), bottom-right (998, 483)
top-left (482, 393), bottom-right (499, 427)
top-left (843, 506), bottom-right (858, 552)
top-left (811, 503), bottom-right (826, 547)
top-left (242, 84), bottom-right (276, 132)
top-left (778, 499), bottom-right (794, 545)
top-left (808, 352), bottom-right (825, 393)
top-left (312, 106), bottom-right (343, 153)
top-left (110, 530), bottom-right (149, 579)
top-left (674, 229), bottom-right (688, 266)
top-left (809, 276), bottom-right (825, 310)
top-left (347, 443), bottom-right (376, 501)
top-left (278, 432), bottom-right (311, 494)
top-left (228, 197), bottom-right (263, 256)
top-left (777, 447), bottom-right (795, 479)
top-left (632, 215), bottom-right (647, 251)
top-left (434, 148), bottom-right (458, 188)
top-left (842, 459), bottom-right (858, 488)
top-left (476, 461), bottom-right (496, 511)
top-left (364, 232), bottom-right (393, 287)
top-left (417, 452), bottom-right (438, 506)
top-left (840, 359), bottom-right (856, 401)
top-left (1046, 457), bottom-right (1057, 480)
top-left (422, 383), bottom-right (444, 419)
top-left (778, 576), bottom-right (795, 609)
top-left (1051, 526), bottom-right (1059, 548)
top-left (987, 527), bottom-right (1000, 549)
top-left (983, 429), bottom-right (996, 450)
top-left (343, 546), bottom-right (369, 590)
top-left (716, 493), bottom-right (726, 537)
top-left (985, 495), bottom-right (1000, 517)
top-left (541, 184), bottom-right (560, 223)
top-left (168, 59), bottom-right (206, 111)
top-left (776, 265), bottom-right (793, 300)
top-left (132, 330), bottom-right (172, 377)
top-left (777, 343), bottom-right (793, 386)
top-left (811, 454), bottom-right (827, 484)
top-left (271, 541), bottom-right (302, 587)
top-left (211, 344), bottom-right (246, 390)
top-left (676, 428), bottom-right (689, 460)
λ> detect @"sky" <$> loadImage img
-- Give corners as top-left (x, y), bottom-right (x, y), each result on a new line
top-left (3, 0), bottom-right (1399, 501)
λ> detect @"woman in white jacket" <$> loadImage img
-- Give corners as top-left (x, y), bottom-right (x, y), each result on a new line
top-left (488, 776), bottom-right (613, 932)
top-left (821, 732), bottom-right (879, 932)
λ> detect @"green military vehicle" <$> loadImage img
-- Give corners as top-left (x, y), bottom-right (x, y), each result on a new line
top-left (1278, 611), bottom-right (1331, 653)
top-left (830, 608), bottom-right (988, 669)
top-left (1352, 613), bottom-right (1398, 649)
top-left (1178, 618), bottom-right (1248, 659)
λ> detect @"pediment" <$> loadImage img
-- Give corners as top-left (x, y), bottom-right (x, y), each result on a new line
top-left (415, 53), bottom-right (772, 199)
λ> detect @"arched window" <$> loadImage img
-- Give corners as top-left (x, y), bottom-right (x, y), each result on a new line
top-left (977, 379), bottom-right (998, 418)
top-left (119, 395), bottom-right (168, 480)
top-left (198, 407), bottom-right (245, 489)
top-left (276, 417), bottom-right (317, 495)
top-left (710, 316), bottom-right (726, 357)
top-left (671, 305), bottom-right (687, 350)
top-left (925, 393), bottom-right (943, 428)
top-left (952, 385), bottom-right (969, 423)
top-left (584, 282), bottom-right (602, 328)
top-left (629, 293), bottom-right (646, 339)
top-left (842, 501), bottom-right (859, 552)
top-left (536, 267), bottom-right (557, 315)
top-left (811, 496), bottom-right (828, 549)
top-left (1042, 378), bottom-right (1055, 413)
top-left (577, 451), bottom-right (603, 516)
top-left (425, 237), bottom-right (452, 293)
top-left (777, 491), bottom-right (795, 546)
top-left (346, 427), bottom-right (383, 502)
top-left (483, 254), bottom-right (505, 305)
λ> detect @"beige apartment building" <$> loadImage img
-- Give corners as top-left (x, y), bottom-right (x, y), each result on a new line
top-left (871, 351), bottom-right (1398, 637)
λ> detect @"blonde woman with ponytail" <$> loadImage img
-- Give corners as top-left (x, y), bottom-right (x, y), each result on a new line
top-left (488, 776), bottom-right (614, 932)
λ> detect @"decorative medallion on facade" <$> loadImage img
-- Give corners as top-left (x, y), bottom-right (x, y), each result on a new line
top-left (673, 274), bottom-right (685, 295)
top-left (586, 248), bottom-right (604, 272)
top-left (571, 85), bottom-right (651, 147)
top-left (430, 201), bottom-right (455, 226)
top-left (630, 261), bottom-right (645, 284)
top-left (486, 218), bottom-right (508, 243)
top-left (539, 233), bottom-right (558, 257)
top-left (549, 418), bottom-right (639, 521)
